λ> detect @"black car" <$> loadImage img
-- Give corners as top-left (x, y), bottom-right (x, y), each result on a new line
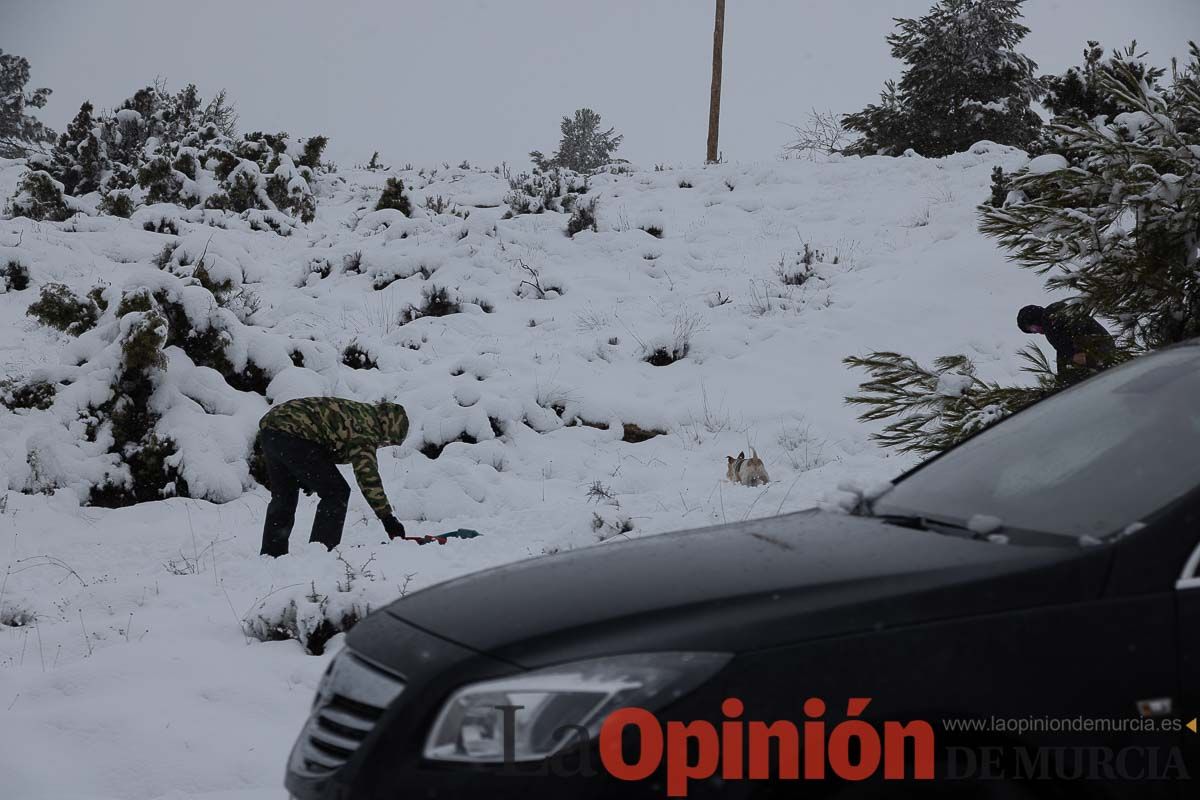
top-left (285, 344), bottom-right (1200, 799)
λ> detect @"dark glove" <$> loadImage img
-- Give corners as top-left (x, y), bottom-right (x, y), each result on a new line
top-left (382, 515), bottom-right (406, 540)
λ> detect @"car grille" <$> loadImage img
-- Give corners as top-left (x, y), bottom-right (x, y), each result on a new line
top-left (292, 651), bottom-right (405, 776)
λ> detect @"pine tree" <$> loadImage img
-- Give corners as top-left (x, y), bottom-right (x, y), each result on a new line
top-left (844, 0), bottom-right (1043, 157)
top-left (0, 50), bottom-right (55, 159)
top-left (49, 102), bottom-right (107, 196)
top-left (980, 42), bottom-right (1200, 350)
top-left (844, 346), bottom-right (1062, 455)
top-left (530, 108), bottom-right (623, 173)
top-left (1040, 42), bottom-right (1164, 122)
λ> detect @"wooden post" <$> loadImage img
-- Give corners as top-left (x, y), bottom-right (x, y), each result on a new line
top-left (706, 0), bottom-right (726, 164)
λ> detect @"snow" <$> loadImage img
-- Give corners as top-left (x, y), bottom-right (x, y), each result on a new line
top-left (0, 144), bottom-right (1052, 798)
top-left (935, 372), bottom-right (973, 398)
top-left (115, 108), bottom-right (143, 125)
top-left (1026, 154), bottom-right (1068, 174)
top-left (967, 513), bottom-right (1004, 535)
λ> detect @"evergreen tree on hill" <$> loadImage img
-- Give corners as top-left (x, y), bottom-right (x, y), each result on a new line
top-left (0, 49), bottom-right (55, 159)
top-left (844, 0), bottom-right (1043, 157)
top-left (530, 108), bottom-right (623, 173)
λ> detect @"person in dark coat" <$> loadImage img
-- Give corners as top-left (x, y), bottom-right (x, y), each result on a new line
top-left (1017, 302), bottom-right (1116, 383)
top-left (257, 397), bottom-right (430, 557)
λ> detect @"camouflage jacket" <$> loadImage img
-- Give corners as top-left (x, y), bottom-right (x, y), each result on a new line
top-left (1043, 300), bottom-right (1117, 374)
top-left (260, 397), bottom-right (409, 518)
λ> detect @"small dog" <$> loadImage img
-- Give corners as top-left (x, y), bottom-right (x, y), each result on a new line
top-left (726, 449), bottom-right (770, 486)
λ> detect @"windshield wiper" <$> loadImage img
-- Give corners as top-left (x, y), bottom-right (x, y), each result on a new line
top-left (875, 513), bottom-right (974, 536)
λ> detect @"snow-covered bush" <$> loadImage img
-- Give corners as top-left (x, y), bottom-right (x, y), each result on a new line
top-left (1, 257), bottom-right (30, 291)
top-left (26, 283), bottom-right (99, 334)
top-left (775, 243), bottom-right (832, 286)
top-left (1, 377), bottom-right (56, 411)
top-left (566, 196), bottom-right (598, 237)
top-left (11, 266), bottom-right (306, 506)
top-left (401, 284), bottom-right (461, 323)
top-left (244, 558), bottom-right (390, 654)
top-left (341, 340), bottom-right (378, 370)
top-left (8, 170), bottom-right (71, 221)
top-left (8, 83), bottom-right (328, 224)
top-left (504, 169), bottom-right (587, 217)
top-left (374, 177), bottom-right (412, 216)
top-left (642, 310), bottom-right (704, 367)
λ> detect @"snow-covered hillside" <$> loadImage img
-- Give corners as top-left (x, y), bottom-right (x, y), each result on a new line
top-left (0, 146), bottom-right (1047, 799)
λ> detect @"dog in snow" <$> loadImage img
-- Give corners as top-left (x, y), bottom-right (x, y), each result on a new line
top-left (726, 449), bottom-right (770, 486)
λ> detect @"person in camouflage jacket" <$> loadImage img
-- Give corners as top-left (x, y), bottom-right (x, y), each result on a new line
top-left (1018, 301), bottom-right (1117, 384)
top-left (258, 397), bottom-right (417, 556)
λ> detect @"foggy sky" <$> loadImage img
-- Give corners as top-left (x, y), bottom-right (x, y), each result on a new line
top-left (3, 1), bottom-right (1198, 169)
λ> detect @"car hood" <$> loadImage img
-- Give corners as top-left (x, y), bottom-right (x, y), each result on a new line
top-left (384, 510), bottom-right (1108, 668)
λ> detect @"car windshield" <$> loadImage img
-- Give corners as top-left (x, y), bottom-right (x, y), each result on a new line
top-left (873, 346), bottom-right (1200, 539)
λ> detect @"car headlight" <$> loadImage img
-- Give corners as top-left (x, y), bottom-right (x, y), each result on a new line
top-left (423, 651), bottom-right (730, 763)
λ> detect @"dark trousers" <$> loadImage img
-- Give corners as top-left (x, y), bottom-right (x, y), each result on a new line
top-left (260, 429), bottom-right (351, 557)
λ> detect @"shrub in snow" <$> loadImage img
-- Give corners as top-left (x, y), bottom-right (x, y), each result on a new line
top-left (566, 196), bottom-right (598, 237)
top-left (401, 284), bottom-right (461, 323)
top-left (86, 310), bottom-right (190, 507)
top-left (244, 564), bottom-right (386, 655)
top-left (1, 258), bottom-right (30, 291)
top-left (422, 194), bottom-right (469, 218)
top-left (341, 340), bottom-right (378, 370)
top-left (204, 131), bottom-right (327, 223)
top-left (504, 169), bottom-right (587, 218)
top-left (0, 49), bottom-right (56, 159)
top-left (591, 510), bottom-right (634, 542)
top-left (985, 165), bottom-right (1011, 209)
top-left (374, 177), bottom-right (412, 216)
top-left (775, 246), bottom-right (822, 286)
top-left (26, 283), bottom-right (99, 335)
top-left (530, 108), bottom-right (624, 173)
top-left (98, 189), bottom-right (135, 218)
top-left (306, 257), bottom-right (333, 282)
top-left (1, 377), bottom-right (55, 411)
top-left (7, 170), bottom-right (71, 221)
top-left (245, 593), bottom-right (365, 656)
top-left (342, 250), bottom-right (363, 274)
top-left (514, 260), bottom-right (564, 299)
top-left (980, 43), bottom-right (1200, 350)
top-left (843, 0), bottom-right (1042, 157)
top-left (642, 310), bottom-right (704, 367)
top-left (781, 108), bottom-right (855, 160)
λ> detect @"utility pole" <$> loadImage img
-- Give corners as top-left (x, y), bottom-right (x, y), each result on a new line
top-left (706, 0), bottom-right (725, 164)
